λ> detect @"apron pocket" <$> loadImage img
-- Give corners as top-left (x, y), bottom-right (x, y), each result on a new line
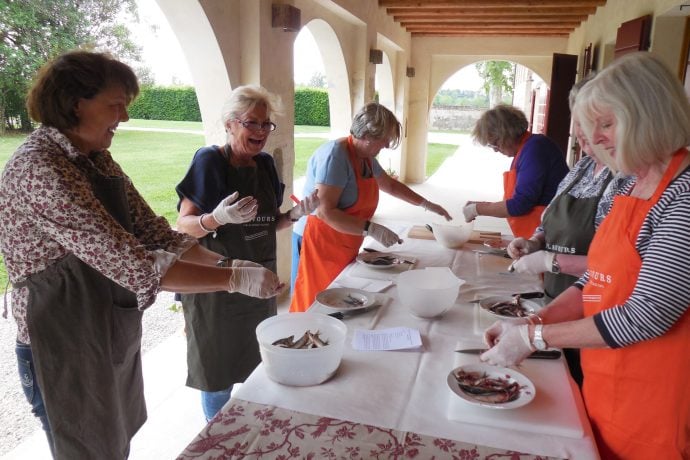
top-left (111, 305), bottom-right (143, 364)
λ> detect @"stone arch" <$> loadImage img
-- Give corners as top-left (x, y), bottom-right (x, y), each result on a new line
top-left (304, 19), bottom-right (352, 137)
top-left (155, 0), bottom-right (232, 145)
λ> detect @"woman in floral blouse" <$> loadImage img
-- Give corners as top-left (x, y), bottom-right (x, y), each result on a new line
top-left (0, 50), bottom-right (284, 459)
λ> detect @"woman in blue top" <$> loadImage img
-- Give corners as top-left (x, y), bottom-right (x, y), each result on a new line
top-left (464, 105), bottom-right (569, 239)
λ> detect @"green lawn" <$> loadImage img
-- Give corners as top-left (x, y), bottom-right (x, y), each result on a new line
top-left (0, 121), bottom-right (459, 290)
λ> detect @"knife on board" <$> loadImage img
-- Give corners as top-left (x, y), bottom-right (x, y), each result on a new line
top-left (455, 348), bottom-right (562, 359)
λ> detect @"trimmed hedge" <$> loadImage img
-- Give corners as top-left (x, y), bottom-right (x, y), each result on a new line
top-left (128, 86), bottom-right (202, 121)
top-left (127, 86), bottom-right (330, 125)
top-left (294, 87), bottom-right (330, 126)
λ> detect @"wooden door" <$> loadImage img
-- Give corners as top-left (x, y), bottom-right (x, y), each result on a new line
top-left (545, 53), bottom-right (578, 157)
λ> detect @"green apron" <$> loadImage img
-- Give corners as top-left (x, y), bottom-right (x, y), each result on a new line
top-left (181, 152), bottom-right (278, 392)
top-left (22, 159), bottom-right (146, 459)
top-left (541, 164), bottom-right (612, 387)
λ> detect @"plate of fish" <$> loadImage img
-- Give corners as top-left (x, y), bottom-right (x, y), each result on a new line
top-left (356, 251), bottom-right (415, 270)
top-left (478, 295), bottom-right (540, 319)
top-left (447, 363), bottom-right (536, 409)
top-left (316, 287), bottom-right (377, 312)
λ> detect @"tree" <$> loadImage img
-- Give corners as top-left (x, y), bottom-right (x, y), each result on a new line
top-left (0, 0), bottom-right (144, 133)
top-left (475, 61), bottom-right (515, 108)
top-left (308, 71), bottom-right (327, 89)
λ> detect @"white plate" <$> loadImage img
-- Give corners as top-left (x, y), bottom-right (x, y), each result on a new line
top-left (315, 288), bottom-right (377, 312)
top-left (355, 252), bottom-right (414, 270)
top-left (478, 295), bottom-right (540, 319)
top-left (447, 363), bottom-right (536, 409)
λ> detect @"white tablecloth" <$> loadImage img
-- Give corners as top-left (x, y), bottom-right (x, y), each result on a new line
top-left (234, 226), bottom-right (599, 460)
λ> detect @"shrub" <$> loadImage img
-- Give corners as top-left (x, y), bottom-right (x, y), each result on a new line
top-left (128, 85), bottom-right (202, 121)
top-left (294, 87), bottom-right (329, 126)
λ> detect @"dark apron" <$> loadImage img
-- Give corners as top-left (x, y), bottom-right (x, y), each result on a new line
top-left (542, 167), bottom-right (612, 298)
top-left (181, 154), bottom-right (278, 392)
top-left (541, 165), bottom-right (611, 387)
top-left (21, 163), bottom-right (145, 459)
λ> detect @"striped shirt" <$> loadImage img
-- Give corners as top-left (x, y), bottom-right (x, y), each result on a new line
top-left (576, 165), bottom-right (690, 348)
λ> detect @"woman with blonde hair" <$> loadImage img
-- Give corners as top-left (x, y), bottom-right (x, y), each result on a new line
top-left (176, 84), bottom-right (315, 420)
top-left (480, 52), bottom-right (690, 459)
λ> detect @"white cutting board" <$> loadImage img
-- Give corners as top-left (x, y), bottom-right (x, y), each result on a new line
top-left (447, 341), bottom-right (586, 438)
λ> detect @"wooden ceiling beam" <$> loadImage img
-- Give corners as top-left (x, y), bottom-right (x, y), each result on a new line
top-left (387, 7), bottom-right (597, 16)
top-left (412, 32), bottom-right (570, 37)
top-left (402, 22), bottom-right (580, 29)
top-left (399, 17), bottom-right (586, 25)
top-left (405, 26), bottom-right (575, 33)
top-left (379, 0), bottom-right (605, 7)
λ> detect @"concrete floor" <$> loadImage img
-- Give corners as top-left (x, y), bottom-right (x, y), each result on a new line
top-left (2, 132), bottom-right (511, 459)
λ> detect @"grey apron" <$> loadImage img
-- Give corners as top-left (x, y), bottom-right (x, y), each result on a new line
top-left (21, 158), bottom-right (145, 459)
top-left (181, 151), bottom-right (278, 392)
top-left (541, 165), bottom-right (611, 387)
top-left (542, 167), bottom-right (612, 298)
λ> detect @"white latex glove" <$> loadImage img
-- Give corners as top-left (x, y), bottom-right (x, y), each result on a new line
top-left (462, 203), bottom-right (478, 222)
top-left (480, 323), bottom-right (534, 367)
top-left (506, 237), bottom-right (542, 259)
top-left (421, 200), bottom-right (452, 221)
top-left (512, 250), bottom-right (553, 275)
top-left (212, 192), bottom-right (258, 225)
top-left (230, 259), bottom-right (263, 269)
top-left (227, 267), bottom-right (284, 298)
top-left (482, 318), bottom-right (530, 348)
top-left (289, 190), bottom-right (320, 221)
top-left (367, 222), bottom-right (401, 247)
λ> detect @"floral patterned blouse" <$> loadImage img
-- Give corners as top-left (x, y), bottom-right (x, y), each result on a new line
top-left (0, 126), bottom-right (196, 344)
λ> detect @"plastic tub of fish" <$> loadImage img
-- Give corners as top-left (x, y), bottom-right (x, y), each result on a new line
top-left (255, 312), bottom-right (347, 386)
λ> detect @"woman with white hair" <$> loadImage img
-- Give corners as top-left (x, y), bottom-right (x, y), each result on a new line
top-left (480, 52), bottom-right (690, 459)
top-left (175, 85), bottom-right (316, 420)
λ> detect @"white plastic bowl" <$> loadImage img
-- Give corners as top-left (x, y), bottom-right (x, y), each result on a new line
top-left (431, 222), bottom-right (474, 249)
top-left (255, 313), bottom-right (347, 386)
top-left (396, 267), bottom-right (464, 318)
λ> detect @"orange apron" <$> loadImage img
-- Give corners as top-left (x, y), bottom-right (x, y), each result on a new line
top-left (581, 150), bottom-right (690, 459)
top-left (290, 136), bottom-right (379, 312)
top-left (503, 132), bottom-right (546, 239)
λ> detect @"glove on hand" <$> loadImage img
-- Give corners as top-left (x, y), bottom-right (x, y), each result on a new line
top-left (212, 192), bottom-right (258, 225)
top-left (512, 250), bottom-right (553, 275)
top-left (481, 322), bottom-right (534, 367)
top-left (483, 318), bottom-right (530, 348)
top-left (289, 190), bottom-right (320, 221)
top-left (228, 266), bottom-right (283, 298)
top-left (507, 237), bottom-right (542, 259)
top-left (230, 259), bottom-right (264, 269)
top-left (367, 222), bottom-right (401, 247)
top-left (462, 203), bottom-right (478, 222)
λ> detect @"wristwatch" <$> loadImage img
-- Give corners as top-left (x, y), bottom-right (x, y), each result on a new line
top-left (551, 253), bottom-right (561, 274)
top-left (533, 324), bottom-right (548, 351)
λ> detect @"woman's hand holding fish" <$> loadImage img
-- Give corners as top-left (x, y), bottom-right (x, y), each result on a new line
top-left (481, 321), bottom-right (534, 367)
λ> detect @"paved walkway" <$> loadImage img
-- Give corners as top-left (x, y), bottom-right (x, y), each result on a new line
top-left (2, 132), bottom-right (511, 460)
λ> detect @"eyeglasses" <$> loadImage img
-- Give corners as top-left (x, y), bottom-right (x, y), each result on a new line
top-left (235, 119), bottom-right (277, 132)
top-left (487, 143), bottom-right (499, 150)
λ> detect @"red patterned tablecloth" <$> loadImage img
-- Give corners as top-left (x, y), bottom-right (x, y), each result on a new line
top-left (177, 398), bottom-right (563, 459)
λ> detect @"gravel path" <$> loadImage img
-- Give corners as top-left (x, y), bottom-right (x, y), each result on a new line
top-left (0, 291), bottom-right (184, 453)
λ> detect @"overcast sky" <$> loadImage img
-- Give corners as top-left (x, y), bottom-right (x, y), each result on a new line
top-left (132, 0), bottom-right (482, 90)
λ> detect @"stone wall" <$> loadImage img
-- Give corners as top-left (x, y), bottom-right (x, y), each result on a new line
top-left (429, 106), bottom-right (484, 131)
